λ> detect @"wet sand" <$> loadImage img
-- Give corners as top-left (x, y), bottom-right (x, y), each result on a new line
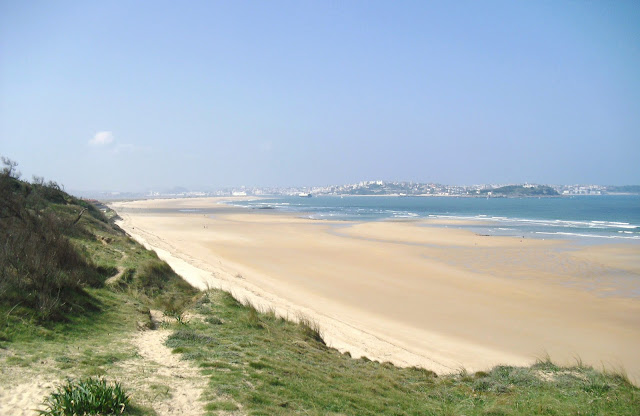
top-left (110, 197), bottom-right (640, 383)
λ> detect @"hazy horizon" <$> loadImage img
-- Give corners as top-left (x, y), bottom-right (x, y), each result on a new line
top-left (2, 1), bottom-right (639, 192)
top-left (69, 180), bottom-right (638, 197)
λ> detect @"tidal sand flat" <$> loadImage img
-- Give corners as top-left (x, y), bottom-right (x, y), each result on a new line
top-left (110, 197), bottom-right (640, 384)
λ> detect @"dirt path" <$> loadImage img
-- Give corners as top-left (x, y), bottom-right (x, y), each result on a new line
top-left (130, 326), bottom-right (207, 416)
top-left (0, 320), bottom-right (209, 416)
top-left (105, 246), bottom-right (128, 285)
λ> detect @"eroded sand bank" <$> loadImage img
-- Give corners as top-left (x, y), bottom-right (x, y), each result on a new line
top-left (110, 197), bottom-right (640, 383)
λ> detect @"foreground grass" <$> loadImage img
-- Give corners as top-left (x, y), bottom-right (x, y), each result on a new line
top-left (168, 290), bottom-right (640, 416)
top-left (40, 377), bottom-right (131, 416)
top-left (6, 283), bottom-right (638, 416)
top-left (2, 289), bottom-right (144, 372)
top-left (0, 288), bottom-right (156, 414)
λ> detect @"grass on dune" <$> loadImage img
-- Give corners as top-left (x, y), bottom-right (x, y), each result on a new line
top-left (2, 288), bottom-right (149, 375)
top-left (2, 288), bottom-right (160, 415)
top-left (0, 163), bottom-right (196, 414)
top-left (165, 289), bottom-right (640, 416)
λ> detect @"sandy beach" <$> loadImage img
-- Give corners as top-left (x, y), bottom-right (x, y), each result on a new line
top-left (110, 197), bottom-right (640, 384)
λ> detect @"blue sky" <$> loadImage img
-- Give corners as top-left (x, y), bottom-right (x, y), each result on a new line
top-left (1, 1), bottom-right (638, 192)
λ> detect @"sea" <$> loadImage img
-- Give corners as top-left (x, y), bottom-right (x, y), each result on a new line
top-left (228, 195), bottom-right (640, 243)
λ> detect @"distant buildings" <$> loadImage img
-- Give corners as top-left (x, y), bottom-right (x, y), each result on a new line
top-left (83, 181), bottom-right (630, 201)
top-left (555, 185), bottom-right (604, 195)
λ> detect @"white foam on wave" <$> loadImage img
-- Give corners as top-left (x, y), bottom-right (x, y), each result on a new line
top-left (479, 216), bottom-right (638, 230)
top-left (392, 212), bottom-right (419, 218)
top-left (535, 231), bottom-right (640, 240)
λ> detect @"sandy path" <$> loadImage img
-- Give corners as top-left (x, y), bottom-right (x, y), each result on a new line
top-left (0, 375), bottom-right (56, 416)
top-left (110, 197), bottom-right (640, 384)
top-left (131, 326), bottom-right (207, 416)
top-left (0, 323), bottom-right (209, 416)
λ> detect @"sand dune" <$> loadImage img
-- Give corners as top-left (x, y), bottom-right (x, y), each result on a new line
top-left (110, 197), bottom-right (640, 384)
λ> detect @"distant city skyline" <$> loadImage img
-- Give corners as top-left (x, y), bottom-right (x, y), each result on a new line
top-left (1, 1), bottom-right (639, 191)
top-left (71, 179), bottom-right (634, 201)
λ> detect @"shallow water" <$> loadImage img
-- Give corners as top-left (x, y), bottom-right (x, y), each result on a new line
top-left (232, 195), bottom-right (640, 243)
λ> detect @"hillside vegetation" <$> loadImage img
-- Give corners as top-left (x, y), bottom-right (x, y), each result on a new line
top-left (0, 158), bottom-right (196, 341)
top-left (1, 158), bottom-right (638, 415)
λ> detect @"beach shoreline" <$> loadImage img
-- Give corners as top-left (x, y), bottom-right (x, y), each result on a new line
top-left (109, 197), bottom-right (640, 384)
top-left (226, 194), bottom-right (640, 244)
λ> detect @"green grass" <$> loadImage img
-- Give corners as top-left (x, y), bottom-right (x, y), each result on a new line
top-left (0, 288), bottom-right (158, 414)
top-left (166, 289), bottom-right (640, 416)
top-left (1, 288), bottom-right (148, 371)
top-left (39, 377), bottom-right (131, 416)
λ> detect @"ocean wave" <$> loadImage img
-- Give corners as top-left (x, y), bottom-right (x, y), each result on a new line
top-left (535, 232), bottom-right (640, 240)
top-left (392, 212), bottom-right (419, 218)
top-left (428, 215), bottom-right (638, 230)
top-left (232, 199), bottom-right (639, 241)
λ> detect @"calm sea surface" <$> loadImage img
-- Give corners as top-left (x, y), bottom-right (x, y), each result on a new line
top-left (229, 195), bottom-right (640, 243)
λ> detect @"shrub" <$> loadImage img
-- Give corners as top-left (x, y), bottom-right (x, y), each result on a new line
top-left (137, 260), bottom-right (171, 290)
top-left (0, 174), bottom-right (103, 322)
top-left (39, 377), bottom-right (130, 416)
top-left (134, 259), bottom-right (194, 298)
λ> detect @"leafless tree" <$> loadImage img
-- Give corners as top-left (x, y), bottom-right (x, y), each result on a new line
top-left (32, 175), bottom-right (45, 185)
top-left (1, 156), bottom-right (21, 179)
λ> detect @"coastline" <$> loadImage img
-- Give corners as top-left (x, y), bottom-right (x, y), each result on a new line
top-left (109, 197), bottom-right (640, 384)
top-left (227, 194), bottom-right (640, 243)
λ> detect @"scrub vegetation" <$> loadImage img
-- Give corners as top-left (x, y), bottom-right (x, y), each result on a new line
top-left (0, 157), bottom-right (196, 341)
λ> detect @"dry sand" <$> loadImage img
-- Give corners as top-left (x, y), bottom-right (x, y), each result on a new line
top-left (110, 197), bottom-right (640, 384)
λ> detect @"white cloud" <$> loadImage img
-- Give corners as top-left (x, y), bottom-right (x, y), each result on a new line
top-left (89, 131), bottom-right (114, 146)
